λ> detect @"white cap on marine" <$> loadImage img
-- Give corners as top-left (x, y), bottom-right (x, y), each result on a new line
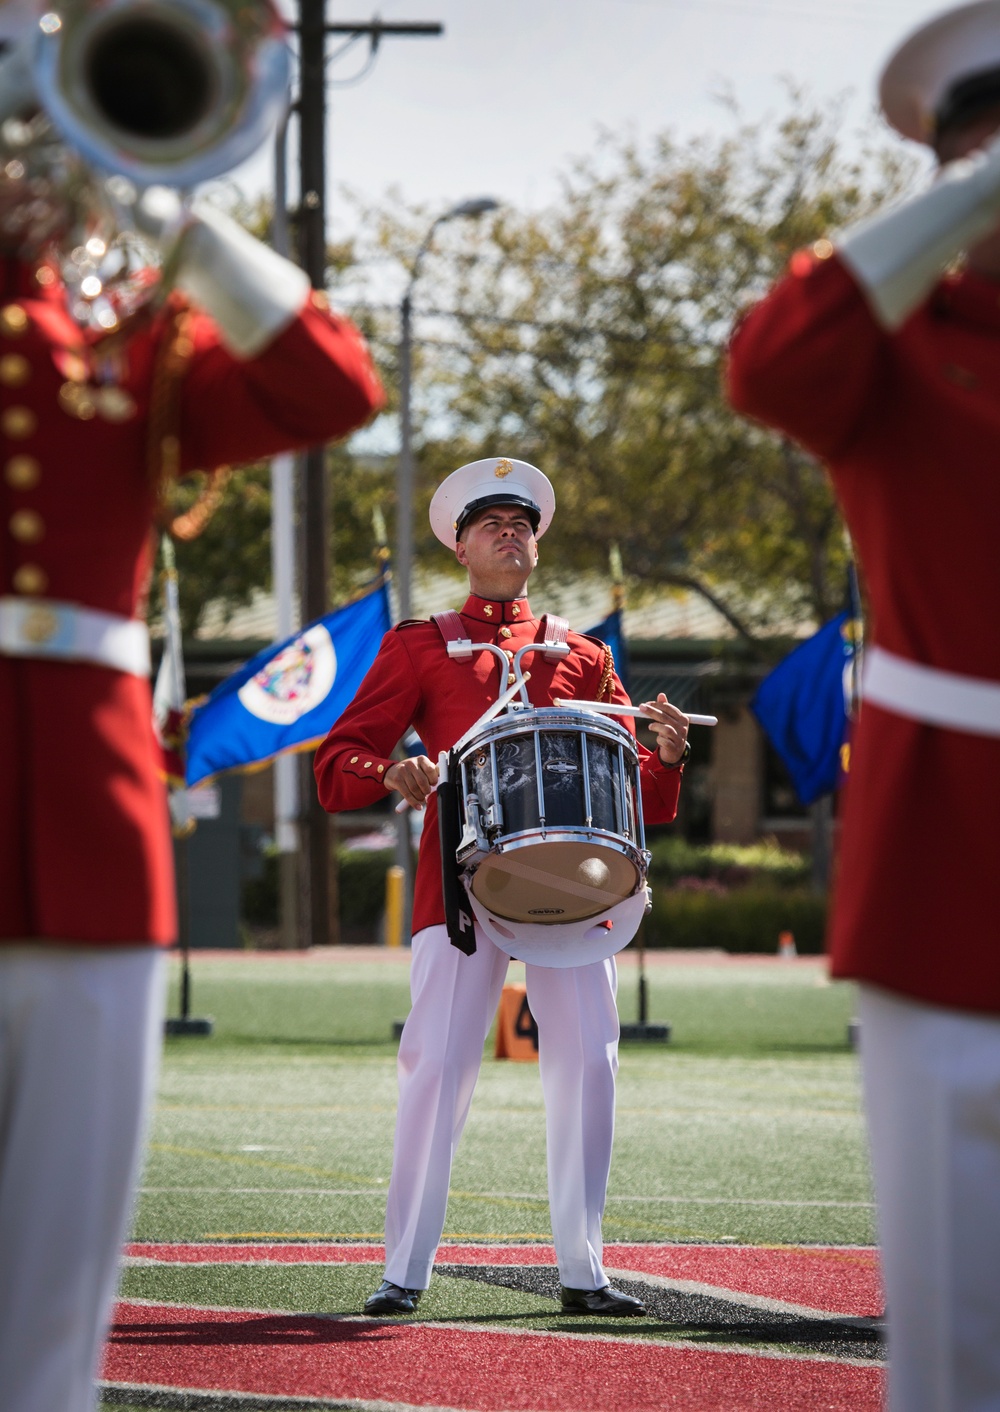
top-left (429, 456), bottom-right (555, 548)
top-left (880, 0), bottom-right (1000, 143)
top-left (837, 1), bottom-right (1000, 328)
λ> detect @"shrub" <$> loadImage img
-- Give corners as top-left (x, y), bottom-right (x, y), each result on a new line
top-left (646, 885), bottom-right (826, 953)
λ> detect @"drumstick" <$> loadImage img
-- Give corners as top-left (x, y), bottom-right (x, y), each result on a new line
top-left (394, 671), bottom-right (533, 814)
top-left (553, 698), bottom-right (718, 726)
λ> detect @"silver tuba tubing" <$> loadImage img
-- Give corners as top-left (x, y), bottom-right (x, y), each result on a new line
top-left (27, 0), bottom-right (291, 188)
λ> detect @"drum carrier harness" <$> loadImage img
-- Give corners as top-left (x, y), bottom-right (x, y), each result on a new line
top-left (431, 609), bottom-right (570, 955)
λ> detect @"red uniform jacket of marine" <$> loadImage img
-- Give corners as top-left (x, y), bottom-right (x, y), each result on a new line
top-left (314, 593), bottom-right (683, 936)
top-left (727, 249), bottom-right (1000, 1013)
top-left (0, 259), bottom-right (383, 946)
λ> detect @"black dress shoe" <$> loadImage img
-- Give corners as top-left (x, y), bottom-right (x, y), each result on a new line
top-left (560, 1284), bottom-right (647, 1316)
top-left (363, 1280), bottom-right (423, 1315)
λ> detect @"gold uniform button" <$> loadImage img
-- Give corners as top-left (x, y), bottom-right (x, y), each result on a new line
top-left (12, 563), bottom-right (47, 594)
top-left (507, 672), bottom-right (516, 685)
top-left (21, 605), bottom-right (58, 644)
top-left (364, 761), bottom-right (372, 768)
top-left (4, 454), bottom-right (40, 489)
top-left (0, 304), bottom-right (28, 336)
top-left (2, 405), bottom-right (37, 439)
top-left (377, 764), bottom-right (385, 774)
top-left (10, 508), bottom-right (43, 543)
top-left (504, 649), bottom-right (514, 662)
top-left (350, 755), bottom-right (359, 763)
top-left (499, 626), bottom-right (512, 639)
top-left (0, 353), bottom-right (30, 387)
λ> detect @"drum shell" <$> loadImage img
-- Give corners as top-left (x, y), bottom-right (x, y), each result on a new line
top-left (455, 707), bottom-right (648, 926)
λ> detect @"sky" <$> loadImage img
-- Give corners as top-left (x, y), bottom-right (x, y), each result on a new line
top-left (228, 0), bottom-right (952, 238)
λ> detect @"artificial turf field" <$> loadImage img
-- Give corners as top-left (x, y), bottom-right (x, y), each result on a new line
top-left (99, 948), bottom-right (885, 1411)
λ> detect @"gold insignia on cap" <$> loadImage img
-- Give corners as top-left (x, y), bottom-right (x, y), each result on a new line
top-left (494, 458), bottom-right (513, 478)
top-left (21, 605), bottom-right (58, 644)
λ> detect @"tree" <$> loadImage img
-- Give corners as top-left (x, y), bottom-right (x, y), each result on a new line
top-left (361, 93), bottom-right (918, 642)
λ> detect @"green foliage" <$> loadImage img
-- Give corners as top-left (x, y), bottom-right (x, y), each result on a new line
top-left (361, 93), bottom-right (918, 638)
top-left (646, 886), bottom-right (826, 953)
top-left (309, 843), bottom-right (822, 952)
top-left (242, 845), bottom-right (396, 935)
top-left (648, 835), bottom-right (810, 889)
top-left (151, 463), bottom-right (273, 635)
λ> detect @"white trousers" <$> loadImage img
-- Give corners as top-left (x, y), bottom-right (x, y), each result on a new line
top-left (0, 946), bottom-right (166, 1412)
top-left (384, 924), bottom-right (619, 1292)
top-left (858, 984), bottom-right (1000, 1412)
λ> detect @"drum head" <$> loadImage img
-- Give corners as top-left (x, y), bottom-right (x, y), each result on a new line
top-left (470, 840), bottom-right (638, 923)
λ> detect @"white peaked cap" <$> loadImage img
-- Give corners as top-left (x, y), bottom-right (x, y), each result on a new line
top-left (880, 0), bottom-right (1000, 143)
top-left (429, 456), bottom-right (555, 548)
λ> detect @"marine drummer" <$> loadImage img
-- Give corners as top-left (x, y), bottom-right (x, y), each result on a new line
top-left (314, 456), bottom-right (689, 1316)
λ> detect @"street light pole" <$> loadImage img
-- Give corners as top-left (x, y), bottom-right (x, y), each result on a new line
top-left (393, 196), bottom-right (499, 923)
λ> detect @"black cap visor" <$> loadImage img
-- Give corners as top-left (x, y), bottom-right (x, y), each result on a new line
top-left (455, 493), bottom-right (541, 539)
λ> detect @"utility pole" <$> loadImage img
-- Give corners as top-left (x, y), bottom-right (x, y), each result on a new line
top-left (290, 5), bottom-right (443, 948)
top-left (296, 0), bottom-right (333, 949)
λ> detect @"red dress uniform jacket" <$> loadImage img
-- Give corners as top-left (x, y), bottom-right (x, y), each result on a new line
top-left (726, 248), bottom-right (1000, 1013)
top-left (0, 259), bottom-right (383, 946)
top-left (314, 593), bottom-right (683, 936)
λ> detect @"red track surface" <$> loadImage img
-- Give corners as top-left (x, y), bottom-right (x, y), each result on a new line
top-left (125, 1240), bottom-right (883, 1317)
top-left (105, 1301), bottom-right (884, 1412)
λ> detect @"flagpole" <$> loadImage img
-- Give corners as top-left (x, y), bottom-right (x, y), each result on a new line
top-left (271, 450), bottom-right (301, 949)
top-left (158, 537), bottom-right (214, 1037)
top-left (603, 544), bottom-right (669, 1045)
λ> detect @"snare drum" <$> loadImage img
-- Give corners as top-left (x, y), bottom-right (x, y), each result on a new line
top-left (454, 706), bottom-right (650, 926)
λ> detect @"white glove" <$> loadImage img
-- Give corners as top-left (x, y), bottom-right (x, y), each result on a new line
top-left (136, 187), bottom-right (310, 359)
top-left (837, 137), bottom-right (1000, 329)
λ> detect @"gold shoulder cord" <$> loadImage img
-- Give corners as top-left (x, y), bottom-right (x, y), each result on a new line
top-left (597, 645), bottom-right (615, 702)
top-left (149, 299), bottom-right (231, 541)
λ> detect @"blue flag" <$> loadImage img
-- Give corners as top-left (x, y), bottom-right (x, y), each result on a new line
top-left (586, 608), bottom-right (629, 692)
top-left (751, 610), bottom-right (858, 806)
top-left (185, 579), bottom-right (391, 787)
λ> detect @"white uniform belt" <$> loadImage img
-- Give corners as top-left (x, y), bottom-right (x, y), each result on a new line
top-left (0, 597), bottom-right (151, 677)
top-left (864, 645), bottom-right (1000, 739)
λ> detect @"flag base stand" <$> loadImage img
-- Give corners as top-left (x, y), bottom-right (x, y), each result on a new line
top-left (166, 1016), bottom-right (215, 1036)
top-left (164, 948), bottom-right (214, 1037)
top-left (165, 836), bottom-right (214, 1038)
top-left (621, 944), bottom-right (671, 1042)
top-left (620, 1022), bottom-right (671, 1042)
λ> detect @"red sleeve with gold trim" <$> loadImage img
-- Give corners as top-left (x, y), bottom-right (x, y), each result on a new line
top-left (175, 296), bottom-right (384, 473)
top-left (314, 629), bottom-right (420, 812)
top-left (726, 250), bottom-right (891, 460)
top-left (580, 641), bottom-right (682, 826)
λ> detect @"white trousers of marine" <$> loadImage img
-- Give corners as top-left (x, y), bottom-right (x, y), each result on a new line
top-left (383, 923), bottom-right (619, 1293)
top-left (0, 946), bottom-right (166, 1412)
top-left (858, 984), bottom-right (1000, 1412)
